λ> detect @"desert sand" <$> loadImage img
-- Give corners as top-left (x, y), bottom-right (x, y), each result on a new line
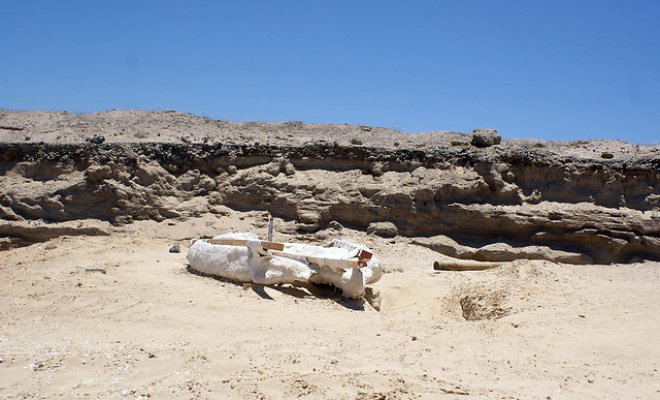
top-left (1, 214), bottom-right (659, 399)
top-left (1, 110), bottom-right (659, 399)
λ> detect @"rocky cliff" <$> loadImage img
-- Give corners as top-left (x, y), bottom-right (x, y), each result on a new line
top-left (1, 141), bottom-right (658, 263)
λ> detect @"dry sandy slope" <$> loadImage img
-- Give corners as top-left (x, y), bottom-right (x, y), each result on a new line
top-left (1, 212), bottom-right (659, 399)
top-left (0, 109), bottom-right (460, 149)
top-left (1, 109), bottom-right (657, 162)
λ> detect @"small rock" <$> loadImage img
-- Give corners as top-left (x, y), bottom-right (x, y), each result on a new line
top-left (601, 152), bottom-right (614, 159)
top-left (30, 361), bottom-right (46, 371)
top-left (89, 135), bottom-right (105, 144)
top-left (0, 238), bottom-right (12, 251)
top-left (297, 222), bottom-right (320, 233)
top-left (282, 160), bottom-right (296, 176)
top-left (313, 230), bottom-right (329, 241)
top-left (370, 162), bottom-right (385, 177)
top-left (265, 158), bottom-right (296, 176)
top-left (328, 221), bottom-right (343, 231)
top-left (85, 164), bottom-right (112, 183)
top-left (471, 128), bottom-right (501, 148)
top-left (169, 244), bottom-right (180, 253)
top-left (367, 222), bottom-right (398, 238)
top-left (411, 336), bottom-right (418, 341)
top-left (264, 162), bottom-right (281, 176)
top-left (350, 138), bottom-right (363, 145)
top-left (227, 165), bottom-right (238, 175)
top-left (450, 140), bottom-right (469, 147)
top-left (84, 268), bottom-right (107, 274)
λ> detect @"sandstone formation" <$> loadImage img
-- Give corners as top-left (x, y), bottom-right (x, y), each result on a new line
top-left (414, 235), bottom-right (593, 264)
top-left (1, 129), bottom-right (657, 263)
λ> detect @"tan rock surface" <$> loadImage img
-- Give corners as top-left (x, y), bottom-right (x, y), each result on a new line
top-left (2, 138), bottom-right (656, 262)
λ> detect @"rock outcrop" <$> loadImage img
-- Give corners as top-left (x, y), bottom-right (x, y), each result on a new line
top-left (0, 219), bottom-right (111, 248)
top-left (0, 141), bottom-right (657, 263)
top-left (412, 235), bottom-right (593, 264)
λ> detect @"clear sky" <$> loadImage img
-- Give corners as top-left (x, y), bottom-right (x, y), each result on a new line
top-left (1, 1), bottom-right (659, 143)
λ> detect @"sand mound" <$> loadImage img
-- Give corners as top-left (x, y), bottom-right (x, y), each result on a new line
top-left (458, 286), bottom-right (510, 321)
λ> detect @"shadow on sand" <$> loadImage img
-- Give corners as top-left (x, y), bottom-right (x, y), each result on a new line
top-left (186, 265), bottom-right (366, 311)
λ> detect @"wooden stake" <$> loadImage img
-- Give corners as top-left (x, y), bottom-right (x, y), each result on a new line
top-left (433, 260), bottom-right (501, 271)
top-left (271, 250), bottom-right (360, 270)
top-left (203, 239), bottom-right (285, 251)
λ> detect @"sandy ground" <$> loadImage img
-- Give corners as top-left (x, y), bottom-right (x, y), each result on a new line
top-left (1, 212), bottom-right (659, 400)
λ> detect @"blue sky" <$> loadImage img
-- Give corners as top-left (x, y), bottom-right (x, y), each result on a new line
top-left (1, 1), bottom-right (659, 143)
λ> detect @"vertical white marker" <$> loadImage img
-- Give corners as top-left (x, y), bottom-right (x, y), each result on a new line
top-left (267, 214), bottom-right (273, 242)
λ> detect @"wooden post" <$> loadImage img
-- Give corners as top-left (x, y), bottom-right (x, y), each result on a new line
top-left (201, 239), bottom-right (285, 251)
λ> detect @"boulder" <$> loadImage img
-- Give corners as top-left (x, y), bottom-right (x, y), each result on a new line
top-left (89, 135), bottom-right (105, 144)
top-left (367, 222), bottom-right (398, 238)
top-left (471, 128), bottom-right (501, 147)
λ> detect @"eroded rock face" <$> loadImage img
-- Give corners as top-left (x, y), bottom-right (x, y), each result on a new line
top-left (412, 235), bottom-right (593, 264)
top-left (0, 142), bottom-right (658, 263)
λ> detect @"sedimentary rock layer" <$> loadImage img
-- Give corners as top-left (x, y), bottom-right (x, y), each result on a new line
top-left (1, 142), bottom-right (657, 263)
